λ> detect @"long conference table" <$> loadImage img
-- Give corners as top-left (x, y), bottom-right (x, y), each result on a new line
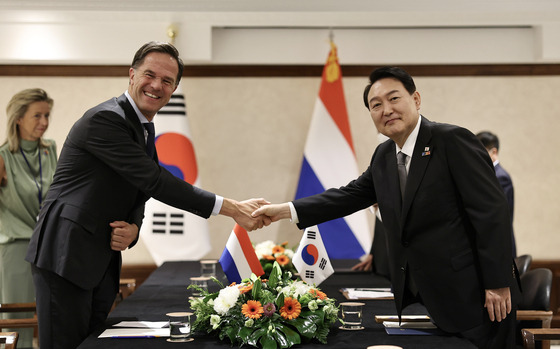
top-left (77, 261), bottom-right (476, 349)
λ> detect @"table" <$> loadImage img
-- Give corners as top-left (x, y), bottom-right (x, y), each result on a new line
top-left (77, 261), bottom-right (476, 348)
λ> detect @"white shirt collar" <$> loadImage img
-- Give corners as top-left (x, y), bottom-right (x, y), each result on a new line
top-left (395, 114), bottom-right (422, 158)
top-left (124, 90), bottom-right (149, 124)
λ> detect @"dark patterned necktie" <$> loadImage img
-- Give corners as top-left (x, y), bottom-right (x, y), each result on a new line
top-left (397, 151), bottom-right (407, 201)
top-left (144, 123), bottom-right (155, 158)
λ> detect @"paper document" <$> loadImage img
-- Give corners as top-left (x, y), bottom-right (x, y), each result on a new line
top-left (113, 321), bottom-right (168, 328)
top-left (375, 315), bottom-right (431, 323)
top-left (383, 320), bottom-right (441, 336)
top-left (98, 328), bottom-right (169, 338)
top-left (340, 287), bottom-right (394, 300)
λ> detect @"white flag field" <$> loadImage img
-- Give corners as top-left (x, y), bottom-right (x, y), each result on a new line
top-left (292, 226), bottom-right (334, 286)
top-left (140, 86), bottom-right (211, 266)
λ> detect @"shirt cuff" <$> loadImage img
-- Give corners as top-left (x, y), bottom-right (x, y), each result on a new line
top-left (288, 202), bottom-right (299, 224)
top-left (212, 195), bottom-right (223, 216)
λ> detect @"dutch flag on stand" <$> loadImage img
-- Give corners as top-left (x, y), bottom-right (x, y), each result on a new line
top-left (219, 224), bottom-right (264, 284)
top-left (295, 40), bottom-right (371, 259)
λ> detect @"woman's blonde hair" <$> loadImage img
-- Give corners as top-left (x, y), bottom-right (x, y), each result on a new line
top-left (4, 88), bottom-right (53, 152)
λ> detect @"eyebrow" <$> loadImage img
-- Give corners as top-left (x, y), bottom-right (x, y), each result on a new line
top-left (369, 89), bottom-right (400, 105)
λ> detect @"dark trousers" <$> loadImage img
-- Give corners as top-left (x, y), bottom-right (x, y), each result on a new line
top-left (31, 258), bottom-right (118, 349)
top-left (460, 307), bottom-right (518, 349)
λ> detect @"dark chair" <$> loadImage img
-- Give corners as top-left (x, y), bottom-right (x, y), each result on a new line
top-left (111, 278), bottom-right (137, 311)
top-left (0, 302), bottom-right (38, 329)
top-left (515, 254), bottom-right (532, 276)
top-left (516, 268), bottom-right (553, 349)
top-left (522, 328), bottom-right (560, 349)
top-left (0, 332), bottom-right (18, 349)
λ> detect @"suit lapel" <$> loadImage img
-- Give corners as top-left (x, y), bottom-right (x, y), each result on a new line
top-left (116, 94), bottom-right (158, 161)
top-left (401, 117), bottom-right (433, 225)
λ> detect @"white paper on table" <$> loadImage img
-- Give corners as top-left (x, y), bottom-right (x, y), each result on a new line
top-left (113, 321), bottom-right (168, 328)
top-left (342, 287), bottom-right (394, 299)
top-left (383, 321), bottom-right (437, 329)
top-left (98, 328), bottom-right (170, 338)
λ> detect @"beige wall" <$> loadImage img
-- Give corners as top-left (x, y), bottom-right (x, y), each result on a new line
top-left (1, 74), bottom-right (558, 264)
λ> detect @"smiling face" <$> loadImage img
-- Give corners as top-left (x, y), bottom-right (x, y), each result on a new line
top-left (128, 52), bottom-right (178, 120)
top-left (17, 101), bottom-right (51, 141)
top-left (367, 77), bottom-right (421, 148)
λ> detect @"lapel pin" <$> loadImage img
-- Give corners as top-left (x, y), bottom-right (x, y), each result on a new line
top-left (421, 147), bottom-right (431, 157)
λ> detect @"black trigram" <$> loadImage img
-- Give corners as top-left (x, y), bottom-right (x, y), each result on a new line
top-left (151, 212), bottom-right (185, 234)
top-left (305, 270), bottom-right (315, 279)
top-left (319, 258), bottom-right (327, 270)
top-left (306, 230), bottom-right (316, 240)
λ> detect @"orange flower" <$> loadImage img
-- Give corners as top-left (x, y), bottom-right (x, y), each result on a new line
top-left (280, 297), bottom-right (301, 320)
top-left (276, 255), bottom-right (290, 266)
top-left (262, 254), bottom-right (276, 261)
top-left (272, 245), bottom-right (285, 254)
top-left (281, 241), bottom-right (289, 247)
top-left (309, 289), bottom-right (327, 300)
top-left (238, 283), bottom-right (253, 294)
top-left (242, 300), bottom-right (264, 319)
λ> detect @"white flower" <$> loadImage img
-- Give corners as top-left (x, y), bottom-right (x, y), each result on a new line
top-left (244, 318), bottom-right (254, 327)
top-left (281, 280), bottom-right (312, 298)
top-left (210, 315), bottom-right (221, 330)
top-left (254, 240), bottom-right (276, 259)
top-left (283, 249), bottom-right (294, 258)
top-left (308, 300), bottom-right (318, 311)
top-left (213, 286), bottom-right (240, 315)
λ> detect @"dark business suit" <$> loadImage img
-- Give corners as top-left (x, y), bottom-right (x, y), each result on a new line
top-left (495, 163), bottom-right (516, 257)
top-left (293, 117), bottom-right (519, 346)
top-left (26, 94), bottom-right (216, 348)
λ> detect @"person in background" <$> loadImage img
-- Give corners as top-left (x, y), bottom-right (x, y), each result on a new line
top-left (476, 131), bottom-right (516, 257)
top-left (25, 41), bottom-right (270, 349)
top-left (254, 66), bottom-right (519, 349)
top-left (0, 88), bottom-right (57, 348)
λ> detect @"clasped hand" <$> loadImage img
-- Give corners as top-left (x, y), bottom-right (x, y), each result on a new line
top-left (110, 221), bottom-right (139, 251)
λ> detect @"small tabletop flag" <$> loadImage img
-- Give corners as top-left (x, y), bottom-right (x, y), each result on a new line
top-left (293, 225), bottom-right (334, 285)
top-left (219, 224), bottom-right (264, 284)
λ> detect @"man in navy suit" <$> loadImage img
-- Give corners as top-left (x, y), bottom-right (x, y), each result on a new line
top-left (254, 67), bottom-right (519, 348)
top-left (26, 41), bottom-right (270, 349)
top-left (477, 131), bottom-right (516, 257)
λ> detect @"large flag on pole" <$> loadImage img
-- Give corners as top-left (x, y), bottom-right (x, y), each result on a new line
top-left (294, 41), bottom-right (371, 259)
top-left (293, 226), bottom-right (334, 285)
top-left (140, 86), bottom-right (211, 266)
top-left (219, 224), bottom-right (265, 284)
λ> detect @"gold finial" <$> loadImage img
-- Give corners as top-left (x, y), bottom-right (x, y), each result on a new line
top-left (167, 25), bottom-right (177, 45)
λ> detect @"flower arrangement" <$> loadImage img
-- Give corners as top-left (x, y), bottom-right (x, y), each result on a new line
top-left (254, 240), bottom-right (297, 278)
top-left (189, 262), bottom-right (339, 349)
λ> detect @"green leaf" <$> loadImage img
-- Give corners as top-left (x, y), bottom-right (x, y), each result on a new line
top-left (260, 333), bottom-right (278, 349)
top-left (276, 292), bottom-right (285, 308)
top-left (268, 262), bottom-right (281, 289)
top-left (276, 324), bottom-right (301, 347)
top-left (238, 326), bottom-right (254, 343)
top-left (247, 327), bottom-right (267, 346)
top-left (290, 317), bottom-right (317, 338)
top-left (252, 278), bottom-right (262, 299)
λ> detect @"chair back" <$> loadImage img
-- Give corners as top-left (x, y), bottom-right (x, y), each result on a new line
top-left (0, 302), bottom-right (38, 328)
top-left (515, 254), bottom-right (533, 276)
top-left (0, 332), bottom-right (19, 349)
top-left (519, 268), bottom-right (552, 311)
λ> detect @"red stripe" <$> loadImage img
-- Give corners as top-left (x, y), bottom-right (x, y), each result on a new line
top-left (318, 42), bottom-right (355, 154)
top-left (232, 224), bottom-right (264, 277)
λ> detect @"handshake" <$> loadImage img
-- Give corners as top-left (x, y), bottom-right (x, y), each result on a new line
top-left (221, 198), bottom-right (293, 231)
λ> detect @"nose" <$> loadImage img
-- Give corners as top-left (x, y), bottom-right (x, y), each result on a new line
top-left (150, 77), bottom-right (163, 90)
top-left (39, 115), bottom-right (49, 127)
top-left (383, 103), bottom-right (393, 116)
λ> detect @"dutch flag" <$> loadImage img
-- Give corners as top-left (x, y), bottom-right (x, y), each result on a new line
top-left (295, 41), bottom-right (371, 259)
top-left (219, 224), bottom-right (264, 283)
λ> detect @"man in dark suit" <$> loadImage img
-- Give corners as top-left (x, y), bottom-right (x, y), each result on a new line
top-left (476, 131), bottom-right (516, 257)
top-left (254, 67), bottom-right (519, 348)
top-left (26, 41), bottom-right (270, 349)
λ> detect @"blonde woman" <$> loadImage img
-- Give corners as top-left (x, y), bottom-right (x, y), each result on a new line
top-left (0, 88), bottom-right (57, 348)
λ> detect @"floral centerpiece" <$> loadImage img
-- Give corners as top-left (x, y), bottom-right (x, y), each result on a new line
top-left (189, 262), bottom-right (339, 349)
top-left (254, 240), bottom-right (297, 278)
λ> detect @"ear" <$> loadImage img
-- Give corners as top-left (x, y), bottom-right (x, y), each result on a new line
top-left (413, 91), bottom-right (421, 110)
top-left (128, 67), bottom-right (135, 85)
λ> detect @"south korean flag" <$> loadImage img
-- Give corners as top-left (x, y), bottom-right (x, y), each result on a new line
top-left (293, 225), bottom-right (334, 285)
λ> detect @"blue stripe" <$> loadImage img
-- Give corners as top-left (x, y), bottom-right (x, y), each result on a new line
top-left (219, 248), bottom-right (241, 283)
top-left (295, 157), bottom-right (366, 259)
